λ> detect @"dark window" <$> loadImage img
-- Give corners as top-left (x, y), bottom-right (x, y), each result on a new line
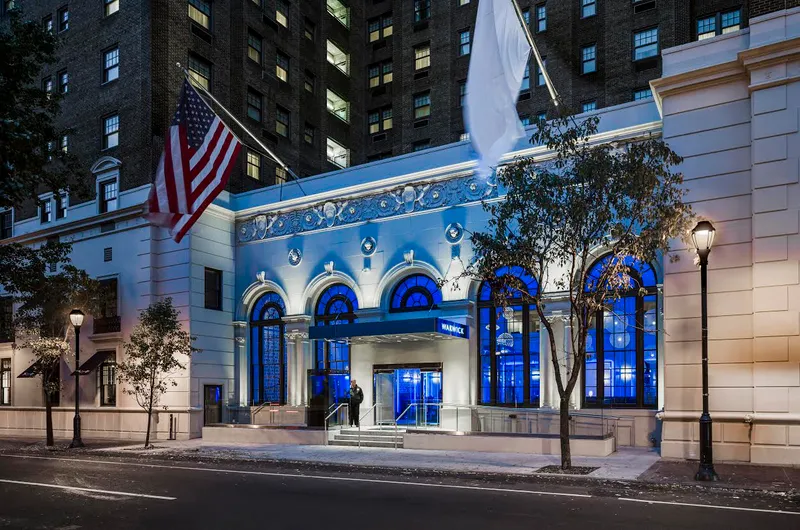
top-left (0, 358), bottom-right (10, 405)
top-left (303, 123), bottom-right (315, 145)
top-left (413, 91), bottom-right (431, 119)
top-left (458, 29), bottom-right (471, 56)
top-left (99, 354), bottom-right (116, 406)
top-left (104, 46), bottom-right (120, 83)
top-left (188, 54), bottom-right (211, 91)
top-left (57, 6), bottom-right (69, 32)
top-left (42, 15), bottom-right (53, 32)
top-left (633, 88), bottom-right (652, 100)
top-left (304, 17), bottom-right (315, 40)
top-left (478, 267), bottom-right (541, 406)
top-left (43, 76), bottom-right (53, 95)
top-left (188, 0), bottom-right (211, 29)
top-left (250, 292), bottom-right (287, 405)
top-left (275, 106), bottom-right (289, 137)
top-left (98, 278), bottom-right (118, 319)
top-left (521, 64), bottom-right (530, 91)
top-left (314, 284), bottom-right (357, 400)
top-left (204, 268), bottom-right (222, 310)
top-left (247, 89), bottom-right (262, 122)
top-left (412, 139), bottom-right (430, 152)
top-left (99, 179), bottom-right (118, 213)
top-left (0, 210), bottom-right (12, 240)
top-left (390, 274), bottom-right (442, 312)
top-left (634, 27), bottom-right (659, 61)
top-left (459, 80), bottom-right (467, 106)
top-left (55, 195), bottom-right (67, 220)
top-left (105, 0), bottom-right (119, 16)
top-left (0, 298), bottom-right (12, 343)
top-left (581, 44), bottom-right (596, 74)
top-left (40, 199), bottom-right (52, 224)
top-left (414, 0), bottom-right (430, 22)
top-left (247, 30), bottom-right (262, 64)
top-left (520, 114), bottom-right (531, 126)
top-left (103, 114), bottom-right (119, 149)
top-left (536, 4), bottom-right (546, 32)
top-left (304, 70), bottom-right (315, 93)
top-left (583, 255), bottom-right (659, 408)
top-left (46, 366), bottom-right (60, 406)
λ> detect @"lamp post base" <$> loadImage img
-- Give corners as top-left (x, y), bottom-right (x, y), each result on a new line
top-left (69, 415), bottom-right (84, 449)
top-left (695, 463), bottom-right (719, 482)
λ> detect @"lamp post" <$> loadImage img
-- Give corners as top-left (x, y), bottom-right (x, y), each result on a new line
top-left (691, 221), bottom-right (718, 481)
top-left (69, 309), bottom-right (85, 449)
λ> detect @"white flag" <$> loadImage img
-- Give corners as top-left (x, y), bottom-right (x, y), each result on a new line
top-left (465, 0), bottom-right (531, 177)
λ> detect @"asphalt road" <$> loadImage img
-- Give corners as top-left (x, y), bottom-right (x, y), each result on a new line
top-left (0, 453), bottom-right (798, 529)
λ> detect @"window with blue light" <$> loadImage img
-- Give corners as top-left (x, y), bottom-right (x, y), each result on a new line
top-left (314, 283), bottom-right (358, 376)
top-left (477, 266), bottom-right (541, 407)
top-left (390, 274), bottom-right (442, 312)
top-left (583, 255), bottom-right (658, 408)
top-left (250, 292), bottom-right (287, 405)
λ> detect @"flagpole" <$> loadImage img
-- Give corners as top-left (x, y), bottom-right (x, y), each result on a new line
top-left (176, 63), bottom-right (306, 194)
top-left (510, 0), bottom-right (559, 108)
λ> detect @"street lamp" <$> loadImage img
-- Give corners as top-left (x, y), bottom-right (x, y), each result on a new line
top-left (68, 309), bottom-right (85, 449)
top-left (691, 221), bottom-right (718, 481)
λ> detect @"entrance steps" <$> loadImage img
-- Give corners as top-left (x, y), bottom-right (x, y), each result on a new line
top-left (329, 427), bottom-right (405, 448)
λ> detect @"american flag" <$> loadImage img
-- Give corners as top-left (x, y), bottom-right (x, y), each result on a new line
top-left (147, 80), bottom-right (241, 243)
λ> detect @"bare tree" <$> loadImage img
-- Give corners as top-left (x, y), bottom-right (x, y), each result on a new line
top-left (459, 114), bottom-right (692, 469)
top-left (117, 298), bottom-right (198, 448)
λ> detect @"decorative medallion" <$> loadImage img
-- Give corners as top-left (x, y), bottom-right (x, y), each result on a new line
top-left (288, 248), bottom-right (303, 266)
top-left (361, 237), bottom-right (377, 256)
top-left (497, 332), bottom-right (514, 349)
top-left (445, 223), bottom-right (464, 244)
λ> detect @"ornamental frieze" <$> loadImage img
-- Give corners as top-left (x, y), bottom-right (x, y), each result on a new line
top-left (237, 173), bottom-right (498, 243)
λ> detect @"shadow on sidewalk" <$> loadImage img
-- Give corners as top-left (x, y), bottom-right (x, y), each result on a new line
top-left (640, 460), bottom-right (800, 492)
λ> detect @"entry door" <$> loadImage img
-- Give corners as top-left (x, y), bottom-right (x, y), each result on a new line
top-left (203, 385), bottom-right (222, 425)
top-left (374, 371), bottom-right (395, 424)
top-left (422, 370), bottom-right (443, 425)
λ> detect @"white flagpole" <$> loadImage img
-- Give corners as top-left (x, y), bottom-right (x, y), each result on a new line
top-left (176, 63), bottom-right (306, 191)
top-left (510, 0), bottom-right (559, 108)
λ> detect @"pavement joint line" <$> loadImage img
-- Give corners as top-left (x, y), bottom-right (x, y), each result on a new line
top-left (618, 497), bottom-right (800, 516)
top-left (0, 478), bottom-right (177, 501)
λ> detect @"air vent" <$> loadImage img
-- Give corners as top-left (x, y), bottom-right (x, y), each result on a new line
top-left (372, 133), bottom-right (387, 142)
top-left (373, 40), bottom-right (387, 51)
top-left (414, 70), bottom-right (429, 80)
top-left (104, 247), bottom-right (112, 262)
top-left (372, 86), bottom-right (387, 97)
top-left (413, 119), bottom-right (429, 129)
top-left (414, 21), bottom-right (429, 32)
top-left (100, 221), bottom-right (115, 233)
top-left (519, 92), bottom-right (531, 101)
top-left (190, 24), bottom-right (212, 44)
top-left (634, 0), bottom-right (656, 13)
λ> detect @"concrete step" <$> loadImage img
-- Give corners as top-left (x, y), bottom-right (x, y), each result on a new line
top-left (328, 439), bottom-right (403, 448)
top-left (334, 434), bottom-right (404, 443)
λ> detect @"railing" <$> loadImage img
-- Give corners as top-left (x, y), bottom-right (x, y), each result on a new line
top-left (93, 316), bottom-right (121, 334)
top-left (323, 402), bottom-right (348, 445)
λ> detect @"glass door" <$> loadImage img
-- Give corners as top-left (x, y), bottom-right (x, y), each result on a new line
top-left (374, 370), bottom-right (395, 425)
top-left (422, 369), bottom-right (443, 425)
top-left (395, 369), bottom-right (422, 425)
top-left (203, 385), bottom-right (222, 425)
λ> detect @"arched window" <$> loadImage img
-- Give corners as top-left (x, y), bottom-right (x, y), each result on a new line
top-left (477, 266), bottom-right (540, 407)
top-left (250, 292), bottom-right (287, 405)
top-left (389, 274), bottom-right (442, 312)
top-left (314, 283), bottom-right (358, 376)
top-left (583, 255), bottom-right (658, 408)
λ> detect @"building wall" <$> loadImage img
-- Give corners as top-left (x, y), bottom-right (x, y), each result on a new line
top-left (653, 6), bottom-right (800, 464)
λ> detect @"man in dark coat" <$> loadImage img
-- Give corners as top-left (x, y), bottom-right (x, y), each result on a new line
top-left (349, 379), bottom-right (363, 427)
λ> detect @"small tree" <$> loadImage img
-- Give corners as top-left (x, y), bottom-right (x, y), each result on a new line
top-left (118, 298), bottom-right (198, 448)
top-left (0, 240), bottom-right (101, 446)
top-left (462, 115), bottom-right (692, 469)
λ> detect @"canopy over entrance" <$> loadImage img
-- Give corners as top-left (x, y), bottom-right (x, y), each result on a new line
top-left (309, 317), bottom-right (469, 344)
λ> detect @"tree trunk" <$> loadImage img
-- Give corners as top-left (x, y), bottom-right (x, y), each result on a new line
top-left (559, 396), bottom-right (571, 470)
top-left (44, 392), bottom-right (54, 447)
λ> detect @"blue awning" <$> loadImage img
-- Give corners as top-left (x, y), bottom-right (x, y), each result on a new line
top-left (309, 317), bottom-right (469, 343)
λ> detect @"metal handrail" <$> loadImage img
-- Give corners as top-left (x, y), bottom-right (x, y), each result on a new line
top-left (393, 402), bottom-right (419, 448)
top-left (251, 401), bottom-right (279, 423)
top-left (323, 402), bottom-right (348, 445)
top-left (356, 403), bottom-right (379, 448)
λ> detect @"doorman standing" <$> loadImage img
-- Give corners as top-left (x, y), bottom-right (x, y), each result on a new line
top-left (349, 379), bottom-right (363, 427)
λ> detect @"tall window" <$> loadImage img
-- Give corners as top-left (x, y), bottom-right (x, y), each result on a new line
top-left (105, 0), bottom-right (119, 16)
top-left (103, 114), bottom-right (119, 149)
top-left (304, 123), bottom-right (315, 145)
top-left (188, 54), bottom-right (211, 90)
top-left (414, 44), bottom-right (430, 70)
top-left (99, 354), bottom-right (116, 406)
top-left (58, 70), bottom-right (68, 94)
top-left (276, 51), bottom-right (289, 82)
top-left (0, 297), bottom-right (12, 343)
top-left (536, 4), bottom-right (546, 32)
top-left (247, 30), bottom-right (262, 63)
top-left (414, 91), bottom-right (431, 119)
top-left (414, 0), bottom-right (430, 22)
top-left (276, 0), bottom-right (288, 27)
top-left (104, 46), bottom-right (119, 82)
top-left (697, 9), bottom-right (741, 40)
top-left (275, 106), bottom-right (289, 137)
top-left (58, 6), bottom-right (69, 32)
top-left (581, 44), bottom-right (596, 74)
top-left (536, 59), bottom-right (546, 86)
top-left (204, 268), bottom-right (222, 310)
top-left (43, 77), bottom-right (53, 96)
top-left (0, 210), bottom-right (12, 240)
top-left (250, 292), bottom-right (287, 405)
top-left (368, 13), bottom-right (392, 42)
top-left (246, 151), bottom-right (261, 179)
top-left (43, 15), bottom-right (53, 33)
top-left (99, 179), bottom-right (118, 213)
top-left (98, 278), bottom-right (118, 320)
top-left (633, 28), bottom-right (659, 61)
top-left (40, 199), bottom-right (52, 224)
top-left (390, 274), bottom-right (441, 312)
top-left (188, 0), bottom-right (210, 29)
top-left (315, 284), bottom-right (358, 400)
top-left (521, 64), bottom-right (530, 91)
top-left (581, 0), bottom-right (595, 18)
top-left (55, 195), bottom-right (67, 220)
top-left (304, 70), bottom-right (315, 93)
top-left (478, 267), bottom-right (541, 407)
top-left (583, 255), bottom-right (658, 408)
top-left (459, 81), bottom-right (467, 106)
top-left (459, 30), bottom-right (471, 56)
top-left (0, 358), bottom-right (10, 405)
top-left (326, 40), bottom-right (349, 75)
top-left (247, 89), bottom-right (262, 122)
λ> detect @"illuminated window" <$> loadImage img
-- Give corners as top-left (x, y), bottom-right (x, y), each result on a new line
top-left (326, 40), bottom-right (349, 75)
top-left (326, 0), bottom-right (349, 28)
top-left (390, 274), bottom-right (441, 312)
top-left (250, 292), bottom-right (288, 405)
top-left (55, 194), bottom-right (67, 219)
top-left (58, 70), bottom-right (68, 94)
top-left (414, 44), bottom-right (430, 70)
top-left (326, 89), bottom-right (349, 122)
top-left (369, 60), bottom-right (392, 87)
top-left (582, 100), bottom-right (597, 112)
top-left (326, 137), bottom-right (349, 168)
top-left (188, 54), bottom-right (211, 90)
top-left (414, 91), bottom-right (430, 119)
top-left (276, 0), bottom-right (288, 27)
top-left (246, 151), bottom-right (261, 180)
top-left (368, 13), bottom-right (392, 42)
top-left (276, 51), bottom-right (289, 82)
top-left (275, 106), bottom-right (289, 137)
top-left (536, 59), bottom-right (546, 86)
top-left (368, 107), bottom-right (392, 134)
top-left (105, 0), bottom-right (119, 16)
top-left (521, 64), bottom-right (530, 91)
top-left (43, 15), bottom-right (53, 33)
top-left (697, 9), bottom-right (741, 40)
top-left (248, 30), bottom-right (262, 63)
top-left (188, 0), bottom-right (210, 29)
top-left (633, 28), bottom-right (658, 61)
top-left (581, 44), bottom-right (596, 74)
top-left (40, 199), bottom-right (52, 224)
top-left (314, 284), bottom-right (358, 402)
